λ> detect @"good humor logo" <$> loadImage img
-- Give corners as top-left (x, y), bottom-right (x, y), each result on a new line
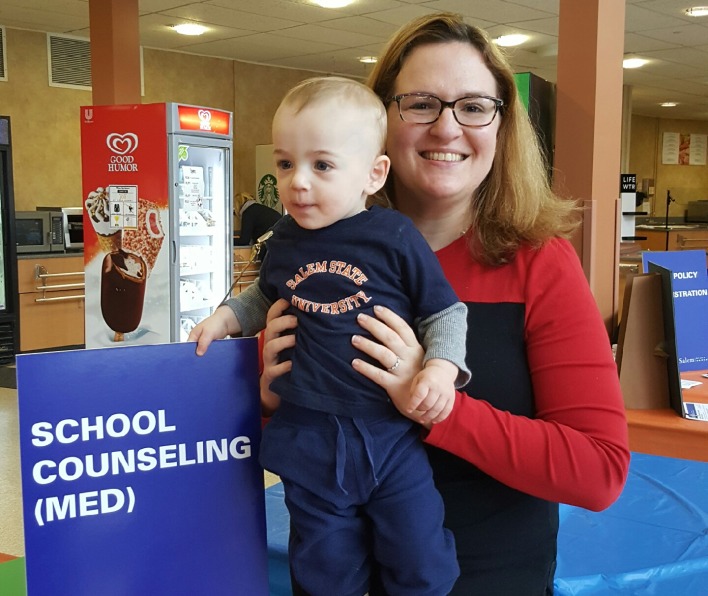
top-left (106, 132), bottom-right (139, 172)
top-left (198, 109), bottom-right (212, 131)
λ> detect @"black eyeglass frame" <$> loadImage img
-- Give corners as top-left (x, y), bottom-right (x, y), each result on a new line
top-left (387, 93), bottom-right (504, 127)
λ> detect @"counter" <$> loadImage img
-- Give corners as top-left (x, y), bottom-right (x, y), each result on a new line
top-left (635, 223), bottom-right (708, 230)
top-left (635, 224), bottom-right (708, 266)
top-left (17, 253), bottom-right (85, 352)
top-left (233, 247), bottom-right (260, 295)
top-left (17, 251), bottom-right (84, 260)
top-left (627, 408), bottom-right (708, 462)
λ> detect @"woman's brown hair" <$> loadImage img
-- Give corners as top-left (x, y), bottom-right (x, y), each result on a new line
top-left (367, 13), bottom-right (579, 265)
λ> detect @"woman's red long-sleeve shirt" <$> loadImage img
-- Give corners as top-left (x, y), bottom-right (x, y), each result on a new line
top-left (425, 235), bottom-right (630, 512)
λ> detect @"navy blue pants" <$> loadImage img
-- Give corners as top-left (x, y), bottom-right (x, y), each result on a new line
top-left (259, 402), bottom-right (459, 596)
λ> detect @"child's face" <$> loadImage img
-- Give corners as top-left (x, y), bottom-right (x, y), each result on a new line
top-left (272, 98), bottom-right (389, 230)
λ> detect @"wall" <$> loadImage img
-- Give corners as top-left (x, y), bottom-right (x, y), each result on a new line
top-left (629, 113), bottom-right (708, 218)
top-left (627, 114), bottom-right (657, 200)
top-left (232, 61), bottom-right (318, 201)
top-left (0, 27), bottom-right (320, 212)
top-left (0, 28), bottom-right (89, 211)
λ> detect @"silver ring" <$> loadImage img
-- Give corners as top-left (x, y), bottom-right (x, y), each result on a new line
top-left (387, 356), bottom-right (401, 373)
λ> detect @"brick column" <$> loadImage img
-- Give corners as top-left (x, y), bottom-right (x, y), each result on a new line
top-left (88, 0), bottom-right (141, 105)
top-left (553, 0), bottom-right (626, 336)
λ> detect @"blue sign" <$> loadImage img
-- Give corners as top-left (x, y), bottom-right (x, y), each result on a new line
top-left (17, 339), bottom-right (268, 596)
top-left (642, 250), bottom-right (708, 373)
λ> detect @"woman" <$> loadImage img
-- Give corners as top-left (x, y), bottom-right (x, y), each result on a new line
top-left (233, 192), bottom-right (282, 257)
top-left (260, 13), bottom-right (629, 595)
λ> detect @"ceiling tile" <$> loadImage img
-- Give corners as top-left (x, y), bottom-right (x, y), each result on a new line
top-left (625, 4), bottom-right (688, 32)
top-left (638, 23), bottom-right (708, 47)
top-left (160, 5), bottom-right (302, 31)
top-left (424, 0), bottom-right (556, 24)
top-left (268, 23), bottom-right (387, 47)
top-left (311, 15), bottom-right (400, 38)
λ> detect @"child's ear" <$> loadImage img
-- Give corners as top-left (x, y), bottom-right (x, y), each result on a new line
top-left (365, 154), bottom-right (390, 195)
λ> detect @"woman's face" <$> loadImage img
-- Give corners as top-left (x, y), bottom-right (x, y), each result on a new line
top-left (386, 41), bottom-right (501, 212)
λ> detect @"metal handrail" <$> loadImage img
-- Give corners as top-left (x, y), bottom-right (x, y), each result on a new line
top-left (36, 283), bottom-right (85, 291)
top-left (35, 295), bottom-right (85, 303)
top-left (34, 264), bottom-right (84, 280)
top-left (33, 264), bottom-right (85, 303)
top-left (35, 270), bottom-right (85, 279)
top-left (677, 235), bottom-right (708, 245)
top-left (234, 259), bottom-right (261, 267)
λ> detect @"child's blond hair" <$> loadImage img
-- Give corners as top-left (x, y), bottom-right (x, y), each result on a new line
top-left (278, 76), bottom-right (387, 154)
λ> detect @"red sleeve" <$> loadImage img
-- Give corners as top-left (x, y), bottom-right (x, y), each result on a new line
top-left (425, 239), bottom-right (630, 511)
top-left (257, 331), bottom-right (265, 374)
top-left (257, 332), bottom-right (271, 429)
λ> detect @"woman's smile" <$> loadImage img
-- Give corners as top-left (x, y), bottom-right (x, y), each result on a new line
top-left (420, 151), bottom-right (468, 162)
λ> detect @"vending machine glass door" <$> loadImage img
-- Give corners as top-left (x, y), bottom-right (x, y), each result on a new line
top-left (173, 141), bottom-right (232, 341)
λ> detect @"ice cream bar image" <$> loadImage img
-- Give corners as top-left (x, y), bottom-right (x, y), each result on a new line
top-left (100, 250), bottom-right (147, 340)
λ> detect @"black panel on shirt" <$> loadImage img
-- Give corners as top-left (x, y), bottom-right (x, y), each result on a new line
top-left (462, 301), bottom-right (533, 417)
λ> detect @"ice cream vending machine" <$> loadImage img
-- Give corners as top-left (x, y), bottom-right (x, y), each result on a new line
top-left (81, 103), bottom-right (233, 348)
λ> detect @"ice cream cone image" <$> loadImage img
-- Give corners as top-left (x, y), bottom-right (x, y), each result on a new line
top-left (86, 187), bottom-right (121, 254)
top-left (96, 230), bottom-right (122, 253)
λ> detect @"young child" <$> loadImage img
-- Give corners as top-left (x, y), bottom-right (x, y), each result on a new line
top-left (189, 76), bottom-right (469, 595)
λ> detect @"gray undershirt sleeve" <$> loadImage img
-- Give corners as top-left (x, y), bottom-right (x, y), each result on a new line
top-left (223, 280), bottom-right (273, 337)
top-left (417, 302), bottom-right (471, 388)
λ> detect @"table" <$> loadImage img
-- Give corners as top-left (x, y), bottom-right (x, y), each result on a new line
top-left (265, 453), bottom-right (708, 596)
top-left (681, 369), bottom-right (708, 405)
top-left (555, 452), bottom-right (708, 595)
top-left (627, 408), bottom-right (708, 462)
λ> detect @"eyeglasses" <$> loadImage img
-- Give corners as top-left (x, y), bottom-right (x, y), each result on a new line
top-left (388, 93), bottom-right (503, 127)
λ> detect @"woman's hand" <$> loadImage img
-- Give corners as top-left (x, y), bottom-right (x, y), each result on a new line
top-left (260, 298), bottom-right (297, 416)
top-left (351, 305), bottom-right (429, 426)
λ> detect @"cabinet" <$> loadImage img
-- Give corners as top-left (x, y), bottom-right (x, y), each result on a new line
top-left (18, 255), bottom-right (85, 352)
top-left (638, 228), bottom-right (708, 267)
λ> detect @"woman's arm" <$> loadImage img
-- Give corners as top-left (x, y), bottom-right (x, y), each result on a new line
top-left (239, 207), bottom-right (256, 244)
top-left (259, 298), bottom-right (297, 416)
top-left (434, 242), bottom-right (629, 511)
top-left (353, 243), bottom-right (629, 512)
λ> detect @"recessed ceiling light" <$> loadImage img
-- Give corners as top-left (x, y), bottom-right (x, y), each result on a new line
top-left (312, 0), bottom-right (353, 7)
top-left (493, 34), bottom-right (529, 47)
top-left (660, 102), bottom-right (678, 107)
top-left (171, 23), bottom-right (208, 36)
top-left (358, 56), bottom-right (378, 64)
top-left (685, 6), bottom-right (708, 17)
top-left (623, 57), bottom-right (648, 69)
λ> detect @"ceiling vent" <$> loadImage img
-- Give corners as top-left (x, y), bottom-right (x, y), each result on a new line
top-left (0, 27), bottom-right (7, 81)
top-left (47, 33), bottom-right (92, 89)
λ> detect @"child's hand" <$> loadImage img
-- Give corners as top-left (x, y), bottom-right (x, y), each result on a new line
top-left (407, 359), bottom-right (458, 425)
top-left (188, 306), bottom-right (240, 356)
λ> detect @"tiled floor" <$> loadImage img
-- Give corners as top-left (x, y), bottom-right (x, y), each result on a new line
top-left (0, 375), bottom-right (280, 559)
top-left (0, 385), bottom-right (23, 557)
